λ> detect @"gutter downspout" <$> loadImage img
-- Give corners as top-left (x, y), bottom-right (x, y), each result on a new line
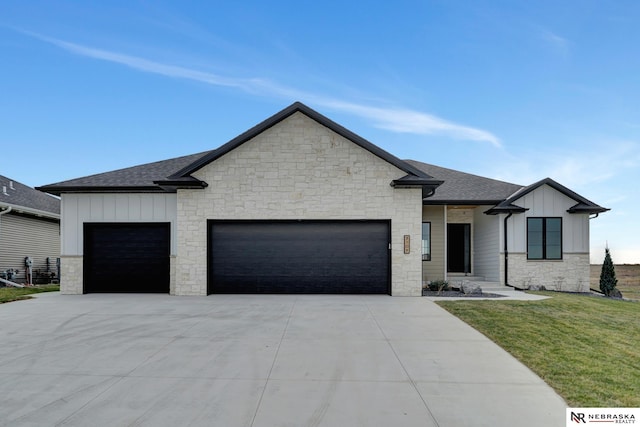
top-left (0, 206), bottom-right (12, 232)
top-left (0, 206), bottom-right (13, 281)
top-left (503, 212), bottom-right (513, 287)
top-left (443, 205), bottom-right (448, 283)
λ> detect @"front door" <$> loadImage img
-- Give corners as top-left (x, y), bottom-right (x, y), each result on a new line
top-left (447, 223), bottom-right (471, 273)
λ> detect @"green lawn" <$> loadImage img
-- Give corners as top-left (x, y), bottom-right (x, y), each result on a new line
top-left (0, 284), bottom-right (60, 304)
top-left (437, 292), bottom-right (640, 407)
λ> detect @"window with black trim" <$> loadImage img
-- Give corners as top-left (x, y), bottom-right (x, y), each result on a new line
top-left (527, 217), bottom-right (562, 260)
top-left (422, 222), bottom-right (431, 261)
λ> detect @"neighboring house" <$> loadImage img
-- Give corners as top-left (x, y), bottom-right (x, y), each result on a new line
top-left (38, 102), bottom-right (608, 296)
top-left (0, 175), bottom-right (61, 284)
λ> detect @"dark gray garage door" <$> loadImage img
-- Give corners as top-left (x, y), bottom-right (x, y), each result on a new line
top-left (208, 220), bottom-right (390, 294)
top-left (84, 223), bottom-right (170, 293)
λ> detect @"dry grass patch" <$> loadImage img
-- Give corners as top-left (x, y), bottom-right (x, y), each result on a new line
top-left (591, 264), bottom-right (640, 300)
top-left (437, 292), bottom-right (640, 407)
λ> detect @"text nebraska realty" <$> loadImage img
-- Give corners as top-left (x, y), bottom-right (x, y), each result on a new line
top-left (572, 411), bottom-right (636, 423)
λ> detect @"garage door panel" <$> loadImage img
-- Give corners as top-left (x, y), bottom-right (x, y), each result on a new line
top-left (209, 220), bottom-right (390, 294)
top-left (84, 223), bottom-right (170, 293)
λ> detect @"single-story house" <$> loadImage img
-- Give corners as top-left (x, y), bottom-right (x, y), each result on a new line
top-left (38, 102), bottom-right (608, 296)
top-left (0, 175), bottom-right (61, 284)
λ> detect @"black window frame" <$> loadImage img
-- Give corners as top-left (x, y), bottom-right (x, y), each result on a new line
top-left (527, 217), bottom-right (563, 260)
top-left (422, 222), bottom-right (431, 261)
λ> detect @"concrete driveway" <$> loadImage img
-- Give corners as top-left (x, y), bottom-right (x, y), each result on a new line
top-left (0, 293), bottom-right (566, 426)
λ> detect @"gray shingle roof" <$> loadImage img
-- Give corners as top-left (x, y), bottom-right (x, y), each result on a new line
top-left (39, 102), bottom-right (443, 195)
top-left (0, 175), bottom-right (60, 215)
top-left (404, 160), bottom-right (524, 203)
top-left (35, 102), bottom-right (606, 216)
top-left (38, 151), bottom-right (213, 195)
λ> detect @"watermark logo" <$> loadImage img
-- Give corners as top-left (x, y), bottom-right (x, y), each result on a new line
top-left (567, 408), bottom-right (639, 426)
top-left (570, 411), bottom-right (586, 423)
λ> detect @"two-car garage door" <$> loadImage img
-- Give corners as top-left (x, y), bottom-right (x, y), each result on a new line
top-left (208, 220), bottom-right (390, 294)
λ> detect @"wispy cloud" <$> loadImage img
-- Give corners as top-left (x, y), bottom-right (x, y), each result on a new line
top-left (315, 99), bottom-right (501, 145)
top-left (539, 28), bottom-right (570, 56)
top-left (24, 30), bottom-right (501, 147)
top-left (31, 32), bottom-right (261, 91)
top-left (489, 140), bottom-right (640, 189)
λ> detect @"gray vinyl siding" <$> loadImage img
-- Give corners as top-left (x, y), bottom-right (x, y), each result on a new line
top-left (422, 205), bottom-right (445, 282)
top-left (473, 206), bottom-right (500, 282)
top-left (0, 213), bottom-right (60, 283)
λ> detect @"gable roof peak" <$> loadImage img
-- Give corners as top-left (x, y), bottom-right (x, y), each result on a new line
top-left (488, 176), bottom-right (609, 215)
top-left (167, 101), bottom-right (436, 182)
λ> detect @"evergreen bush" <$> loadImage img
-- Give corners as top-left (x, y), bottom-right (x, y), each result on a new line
top-left (599, 247), bottom-right (618, 296)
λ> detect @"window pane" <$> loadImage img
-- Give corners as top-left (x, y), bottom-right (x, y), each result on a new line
top-left (528, 245), bottom-right (543, 259)
top-left (546, 218), bottom-right (561, 232)
top-left (546, 245), bottom-right (562, 259)
top-left (528, 218), bottom-right (543, 232)
top-left (546, 230), bottom-right (561, 246)
top-left (527, 218), bottom-right (543, 259)
top-left (545, 218), bottom-right (562, 259)
top-left (422, 222), bottom-right (431, 261)
top-left (528, 229), bottom-right (543, 243)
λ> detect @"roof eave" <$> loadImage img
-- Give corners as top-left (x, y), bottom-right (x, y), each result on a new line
top-left (422, 199), bottom-right (506, 206)
top-left (390, 177), bottom-right (444, 187)
top-left (0, 202), bottom-right (60, 220)
top-left (567, 204), bottom-right (610, 214)
top-left (390, 176), bottom-right (444, 198)
top-left (484, 204), bottom-right (528, 215)
top-left (36, 185), bottom-right (171, 196)
top-left (153, 178), bottom-right (209, 191)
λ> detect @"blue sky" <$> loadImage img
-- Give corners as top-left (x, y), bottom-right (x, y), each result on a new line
top-left (2, 1), bottom-right (639, 263)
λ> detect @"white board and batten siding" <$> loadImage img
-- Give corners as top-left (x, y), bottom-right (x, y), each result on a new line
top-left (0, 213), bottom-right (60, 280)
top-left (507, 184), bottom-right (590, 254)
top-left (61, 193), bottom-right (178, 256)
top-left (473, 206), bottom-right (500, 282)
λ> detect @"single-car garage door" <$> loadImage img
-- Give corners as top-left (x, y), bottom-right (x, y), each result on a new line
top-left (209, 220), bottom-right (390, 294)
top-left (84, 223), bottom-right (170, 293)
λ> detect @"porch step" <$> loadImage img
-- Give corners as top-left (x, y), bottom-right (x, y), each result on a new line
top-left (446, 275), bottom-right (486, 285)
top-left (477, 283), bottom-right (511, 292)
top-left (446, 277), bottom-right (510, 293)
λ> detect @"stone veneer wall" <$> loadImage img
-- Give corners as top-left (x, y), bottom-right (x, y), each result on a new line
top-left (175, 112), bottom-right (423, 296)
top-left (169, 256), bottom-right (176, 295)
top-left (60, 256), bottom-right (83, 294)
top-left (501, 253), bottom-right (590, 292)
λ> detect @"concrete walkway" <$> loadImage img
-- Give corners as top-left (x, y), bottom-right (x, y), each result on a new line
top-left (0, 293), bottom-right (566, 426)
top-left (423, 289), bottom-right (552, 301)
